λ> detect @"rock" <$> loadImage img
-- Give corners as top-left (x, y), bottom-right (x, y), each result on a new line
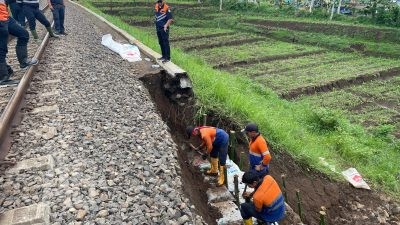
top-left (76, 210), bottom-right (87, 221)
top-left (88, 188), bottom-right (99, 198)
top-left (96, 209), bottom-right (108, 218)
top-left (391, 205), bottom-right (400, 215)
top-left (177, 215), bottom-right (190, 224)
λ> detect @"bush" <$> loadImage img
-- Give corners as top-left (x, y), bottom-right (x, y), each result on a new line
top-left (307, 108), bottom-right (341, 133)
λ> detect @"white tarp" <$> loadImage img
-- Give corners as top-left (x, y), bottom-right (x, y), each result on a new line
top-left (342, 168), bottom-right (371, 190)
top-left (101, 34), bottom-right (142, 62)
top-left (196, 157), bottom-right (254, 198)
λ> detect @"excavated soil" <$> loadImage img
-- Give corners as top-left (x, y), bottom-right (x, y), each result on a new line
top-left (139, 71), bottom-right (400, 225)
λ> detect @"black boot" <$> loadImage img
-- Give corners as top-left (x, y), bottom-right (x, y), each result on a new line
top-left (7, 65), bottom-right (14, 77)
top-left (16, 45), bottom-right (39, 69)
top-left (0, 63), bottom-right (11, 84)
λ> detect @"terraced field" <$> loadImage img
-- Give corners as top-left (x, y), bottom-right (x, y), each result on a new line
top-left (91, 0), bottom-right (400, 139)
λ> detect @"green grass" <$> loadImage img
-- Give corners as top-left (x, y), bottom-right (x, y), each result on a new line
top-left (265, 28), bottom-right (400, 58)
top-left (195, 38), bottom-right (320, 65)
top-left (82, 0), bottom-right (400, 198)
top-left (254, 57), bottom-right (400, 93)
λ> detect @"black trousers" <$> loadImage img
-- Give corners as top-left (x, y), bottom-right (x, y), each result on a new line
top-left (23, 4), bottom-right (51, 31)
top-left (156, 28), bottom-right (170, 60)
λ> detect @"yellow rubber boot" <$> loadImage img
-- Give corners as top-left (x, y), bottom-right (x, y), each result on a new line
top-left (243, 218), bottom-right (253, 225)
top-left (217, 165), bottom-right (226, 186)
top-left (204, 157), bottom-right (218, 176)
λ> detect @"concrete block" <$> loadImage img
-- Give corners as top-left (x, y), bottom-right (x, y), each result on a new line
top-left (210, 201), bottom-right (242, 225)
top-left (0, 203), bottom-right (50, 225)
top-left (7, 155), bottom-right (54, 174)
top-left (40, 91), bottom-right (60, 97)
top-left (42, 79), bottom-right (61, 84)
top-left (207, 186), bottom-right (235, 203)
top-left (31, 105), bottom-right (59, 114)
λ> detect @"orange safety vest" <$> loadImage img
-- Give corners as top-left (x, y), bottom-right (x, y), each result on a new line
top-left (154, 2), bottom-right (169, 13)
top-left (253, 175), bottom-right (283, 211)
top-left (0, 0), bottom-right (9, 21)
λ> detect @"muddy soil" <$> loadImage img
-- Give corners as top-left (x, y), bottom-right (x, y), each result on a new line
top-left (245, 19), bottom-right (400, 43)
top-left (139, 70), bottom-right (400, 225)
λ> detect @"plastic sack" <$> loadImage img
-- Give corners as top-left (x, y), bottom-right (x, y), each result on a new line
top-left (101, 34), bottom-right (142, 62)
top-left (342, 168), bottom-right (371, 190)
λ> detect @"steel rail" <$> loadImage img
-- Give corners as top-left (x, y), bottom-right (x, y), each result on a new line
top-left (0, 18), bottom-right (53, 160)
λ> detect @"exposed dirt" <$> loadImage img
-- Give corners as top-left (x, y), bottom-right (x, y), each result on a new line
top-left (280, 67), bottom-right (400, 100)
top-left (171, 32), bottom-right (235, 42)
top-left (183, 38), bottom-right (265, 52)
top-left (214, 50), bottom-right (325, 70)
top-left (139, 70), bottom-right (400, 225)
top-left (245, 19), bottom-right (400, 43)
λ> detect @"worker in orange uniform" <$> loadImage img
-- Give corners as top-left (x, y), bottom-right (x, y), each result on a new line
top-left (241, 171), bottom-right (285, 225)
top-left (241, 123), bottom-right (271, 178)
top-left (186, 126), bottom-right (229, 187)
top-left (0, 0), bottom-right (38, 84)
top-left (154, 0), bottom-right (173, 63)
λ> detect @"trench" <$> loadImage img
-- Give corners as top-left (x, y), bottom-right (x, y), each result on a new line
top-left (139, 71), bottom-right (222, 224)
top-left (138, 71), bottom-right (399, 225)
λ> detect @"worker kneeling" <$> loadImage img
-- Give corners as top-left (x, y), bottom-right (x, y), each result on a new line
top-left (241, 171), bottom-right (285, 225)
top-left (186, 126), bottom-right (229, 187)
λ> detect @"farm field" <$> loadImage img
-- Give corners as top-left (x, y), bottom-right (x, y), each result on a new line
top-left (85, 0), bottom-right (400, 200)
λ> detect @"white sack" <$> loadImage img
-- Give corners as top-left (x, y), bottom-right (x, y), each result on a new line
top-left (342, 168), bottom-right (371, 190)
top-left (101, 34), bottom-right (142, 62)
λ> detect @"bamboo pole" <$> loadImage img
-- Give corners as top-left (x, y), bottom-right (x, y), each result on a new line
top-left (234, 175), bottom-right (240, 206)
top-left (296, 190), bottom-right (304, 222)
top-left (281, 174), bottom-right (288, 201)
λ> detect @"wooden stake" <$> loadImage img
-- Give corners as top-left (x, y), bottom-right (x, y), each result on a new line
top-left (234, 175), bottom-right (239, 206)
top-left (239, 152), bottom-right (244, 170)
top-left (296, 190), bottom-right (304, 222)
top-left (202, 114), bottom-right (207, 126)
top-left (229, 130), bottom-right (236, 162)
top-left (224, 166), bottom-right (228, 188)
top-left (319, 210), bottom-right (326, 225)
top-left (281, 174), bottom-right (288, 201)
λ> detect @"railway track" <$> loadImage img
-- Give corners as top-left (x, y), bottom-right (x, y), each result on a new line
top-left (0, 0), bottom-right (52, 161)
top-left (0, 1), bottom-right (208, 224)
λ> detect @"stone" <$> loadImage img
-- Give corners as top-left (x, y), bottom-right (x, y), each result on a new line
top-left (96, 209), bottom-right (108, 218)
top-left (0, 203), bottom-right (50, 225)
top-left (76, 210), bottom-right (87, 221)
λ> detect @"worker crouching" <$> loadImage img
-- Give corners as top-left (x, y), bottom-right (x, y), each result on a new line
top-left (241, 171), bottom-right (285, 225)
top-left (186, 126), bottom-right (229, 187)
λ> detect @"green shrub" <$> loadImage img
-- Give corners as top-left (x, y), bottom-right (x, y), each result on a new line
top-left (307, 108), bottom-right (341, 133)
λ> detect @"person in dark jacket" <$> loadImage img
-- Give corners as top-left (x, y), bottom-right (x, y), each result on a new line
top-left (22, 0), bottom-right (58, 39)
top-left (154, 0), bottom-right (173, 63)
top-left (48, 0), bottom-right (66, 35)
top-left (8, 0), bottom-right (25, 26)
top-left (1, 0), bottom-right (37, 84)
